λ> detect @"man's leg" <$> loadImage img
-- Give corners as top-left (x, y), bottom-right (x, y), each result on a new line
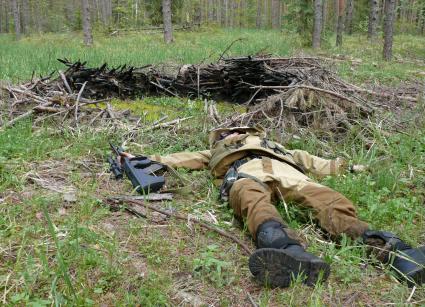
top-left (229, 177), bottom-right (330, 287)
top-left (281, 182), bottom-right (369, 239)
top-left (281, 181), bottom-right (425, 286)
top-left (235, 157), bottom-right (368, 239)
top-left (228, 178), bottom-right (284, 239)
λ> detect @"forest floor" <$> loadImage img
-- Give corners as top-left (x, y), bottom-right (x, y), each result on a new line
top-left (0, 29), bottom-right (425, 306)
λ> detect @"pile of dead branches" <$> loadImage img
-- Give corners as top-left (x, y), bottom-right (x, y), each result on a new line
top-left (0, 80), bottom-right (133, 129)
top-left (169, 56), bottom-right (422, 136)
top-left (32, 59), bottom-right (161, 99)
top-left (1, 55), bottom-right (422, 136)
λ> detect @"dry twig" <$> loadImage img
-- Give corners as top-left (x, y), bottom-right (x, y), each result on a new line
top-left (106, 198), bottom-right (252, 255)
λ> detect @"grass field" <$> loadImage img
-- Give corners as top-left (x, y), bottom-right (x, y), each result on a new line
top-left (1, 28), bottom-right (425, 84)
top-left (0, 29), bottom-right (425, 306)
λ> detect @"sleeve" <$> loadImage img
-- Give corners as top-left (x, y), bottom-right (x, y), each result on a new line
top-left (287, 149), bottom-right (347, 177)
top-left (149, 150), bottom-right (212, 170)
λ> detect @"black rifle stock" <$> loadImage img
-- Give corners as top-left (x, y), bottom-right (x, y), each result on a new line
top-left (108, 143), bottom-right (165, 194)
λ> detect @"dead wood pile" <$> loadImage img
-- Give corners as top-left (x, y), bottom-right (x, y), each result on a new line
top-left (1, 56), bottom-right (422, 136)
top-left (0, 79), bottom-right (135, 129)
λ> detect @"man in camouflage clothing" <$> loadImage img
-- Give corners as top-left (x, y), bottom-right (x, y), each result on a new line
top-left (150, 126), bottom-right (425, 287)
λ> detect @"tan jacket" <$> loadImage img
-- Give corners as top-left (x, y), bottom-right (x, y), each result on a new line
top-left (150, 127), bottom-right (346, 179)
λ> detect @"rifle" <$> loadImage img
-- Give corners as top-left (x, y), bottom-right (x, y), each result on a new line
top-left (108, 143), bottom-right (165, 194)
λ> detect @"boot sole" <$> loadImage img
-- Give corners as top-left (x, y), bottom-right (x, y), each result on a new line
top-left (249, 248), bottom-right (330, 288)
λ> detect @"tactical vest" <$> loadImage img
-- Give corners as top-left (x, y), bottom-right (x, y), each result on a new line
top-left (208, 132), bottom-right (305, 177)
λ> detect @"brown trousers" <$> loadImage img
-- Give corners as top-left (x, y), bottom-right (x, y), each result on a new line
top-left (228, 158), bottom-right (369, 241)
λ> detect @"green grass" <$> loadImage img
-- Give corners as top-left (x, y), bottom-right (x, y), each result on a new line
top-left (0, 29), bottom-right (298, 83)
top-left (1, 30), bottom-right (425, 305)
top-left (0, 29), bottom-right (424, 84)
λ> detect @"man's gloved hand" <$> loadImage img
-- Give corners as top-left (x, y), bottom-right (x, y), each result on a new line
top-left (350, 164), bottom-right (367, 173)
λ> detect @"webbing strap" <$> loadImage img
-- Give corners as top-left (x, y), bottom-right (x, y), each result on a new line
top-left (237, 172), bottom-right (270, 191)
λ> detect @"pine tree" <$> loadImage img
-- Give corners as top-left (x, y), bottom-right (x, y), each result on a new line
top-left (82, 0), bottom-right (93, 46)
top-left (162, 0), bottom-right (173, 43)
top-left (12, 0), bottom-right (21, 39)
top-left (368, 0), bottom-right (379, 40)
top-left (383, 0), bottom-right (396, 60)
top-left (313, 0), bottom-right (323, 49)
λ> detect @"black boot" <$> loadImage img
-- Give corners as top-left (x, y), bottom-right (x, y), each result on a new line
top-left (249, 221), bottom-right (330, 288)
top-left (362, 230), bottom-right (425, 287)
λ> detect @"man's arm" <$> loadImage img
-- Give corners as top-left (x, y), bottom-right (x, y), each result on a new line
top-left (149, 150), bottom-right (212, 170)
top-left (287, 149), bottom-right (348, 177)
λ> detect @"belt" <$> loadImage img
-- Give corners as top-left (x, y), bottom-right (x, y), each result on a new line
top-left (220, 154), bottom-right (272, 202)
top-left (234, 152), bottom-right (305, 175)
top-left (231, 154), bottom-right (262, 169)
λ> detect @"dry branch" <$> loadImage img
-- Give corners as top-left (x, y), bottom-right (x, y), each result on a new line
top-left (74, 81), bottom-right (87, 125)
top-left (148, 116), bottom-right (193, 130)
top-left (106, 198), bottom-right (252, 255)
top-left (345, 86), bottom-right (418, 102)
top-left (252, 84), bottom-right (374, 113)
top-left (59, 70), bottom-right (72, 94)
top-left (3, 100), bottom-right (53, 128)
top-left (1, 83), bottom-right (128, 129)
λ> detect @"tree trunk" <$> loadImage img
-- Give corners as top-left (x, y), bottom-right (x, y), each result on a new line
top-left (313, 0), bottom-right (323, 49)
top-left (106, 0), bottom-right (112, 23)
top-left (91, 0), bottom-right (99, 24)
top-left (334, 0), bottom-right (339, 30)
top-left (208, 0), bottom-right (214, 22)
top-left (263, 0), bottom-right (269, 28)
top-left (336, 0), bottom-right (345, 46)
top-left (99, 0), bottom-right (106, 25)
top-left (82, 0), bottom-right (93, 46)
top-left (34, 0), bottom-right (43, 31)
top-left (21, 0), bottom-right (30, 33)
top-left (278, 0), bottom-right (282, 28)
top-left (64, 0), bottom-right (75, 28)
top-left (410, 0), bottom-right (417, 25)
top-left (322, 0), bottom-right (328, 32)
top-left (256, 0), bottom-right (262, 28)
top-left (271, 0), bottom-right (280, 29)
top-left (239, 0), bottom-right (246, 28)
top-left (422, 5), bottom-right (425, 34)
top-left (11, 0), bottom-right (20, 39)
top-left (221, 0), bottom-right (227, 26)
top-left (100, 0), bottom-right (112, 25)
top-left (233, 0), bottom-right (238, 28)
top-left (418, 3), bottom-right (425, 34)
top-left (237, 0), bottom-right (241, 27)
top-left (162, 0), bottom-right (173, 44)
top-left (215, 0), bottom-right (220, 23)
top-left (194, 1), bottom-right (202, 25)
top-left (0, 0), bottom-right (3, 33)
top-left (383, 0), bottom-right (396, 60)
top-left (46, 0), bottom-right (56, 31)
top-left (379, 0), bottom-right (385, 25)
top-left (368, 0), bottom-right (379, 40)
top-left (135, 0), bottom-right (140, 25)
top-left (5, 0), bottom-right (10, 32)
top-left (215, 0), bottom-right (222, 25)
top-left (199, 0), bottom-right (204, 23)
top-left (345, 0), bottom-right (354, 34)
top-left (229, 0), bottom-right (235, 28)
